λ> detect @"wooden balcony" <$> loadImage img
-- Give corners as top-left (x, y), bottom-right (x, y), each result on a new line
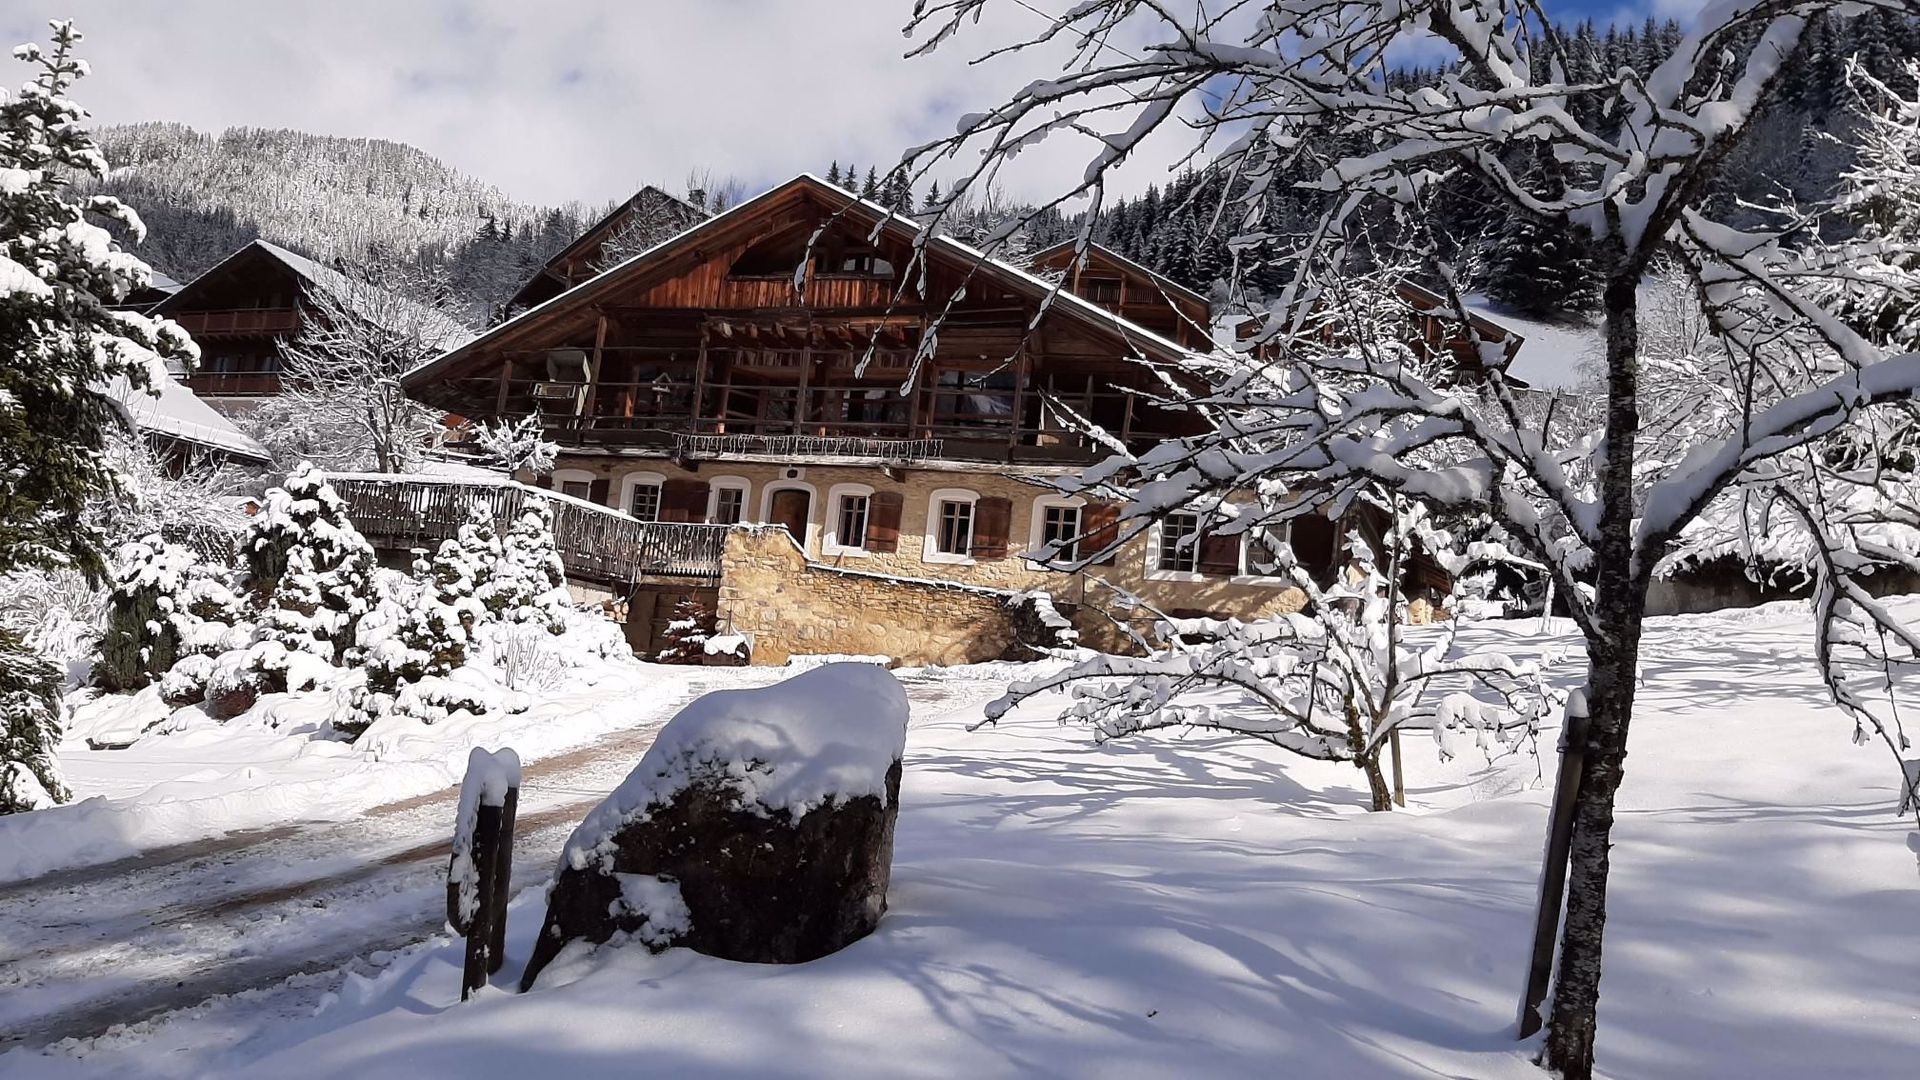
top-left (184, 371), bottom-right (283, 396)
top-left (330, 475), bottom-right (728, 585)
top-left (168, 308), bottom-right (302, 337)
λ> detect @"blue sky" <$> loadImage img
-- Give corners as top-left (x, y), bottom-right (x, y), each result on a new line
top-left (6, 1), bottom-right (1714, 209)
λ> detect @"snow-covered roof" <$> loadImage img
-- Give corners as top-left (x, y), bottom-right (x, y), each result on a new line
top-left (1460, 295), bottom-right (1601, 391)
top-left (409, 175), bottom-right (1205, 388)
top-left (111, 376), bottom-right (271, 464)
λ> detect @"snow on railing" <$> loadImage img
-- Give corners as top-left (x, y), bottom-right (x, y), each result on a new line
top-left (330, 474), bottom-right (728, 584)
top-left (671, 432), bottom-right (944, 462)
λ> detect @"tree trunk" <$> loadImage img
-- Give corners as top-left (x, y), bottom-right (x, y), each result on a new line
top-left (1357, 751), bottom-right (1393, 812)
top-left (1544, 269), bottom-right (1645, 1080)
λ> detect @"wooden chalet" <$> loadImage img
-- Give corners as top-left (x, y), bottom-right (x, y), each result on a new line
top-left (505, 186), bottom-right (710, 313)
top-left (395, 175), bottom-right (1471, 655)
top-left (151, 240), bottom-right (326, 399)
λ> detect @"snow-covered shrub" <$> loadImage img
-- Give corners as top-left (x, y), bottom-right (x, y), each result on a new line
top-left (0, 629), bottom-right (69, 813)
top-left (440, 500), bottom-right (503, 622)
top-left (246, 464), bottom-right (377, 672)
top-left (1006, 591), bottom-right (1080, 657)
top-left (497, 499), bottom-right (572, 634)
top-left (471, 415), bottom-right (558, 478)
top-left (94, 535), bottom-right (248, 694)
top-left (95, 536), bottom-right (197, 692)
top-left (655, 595), bottom-right (715, 665)
top-left (158, 653), bottom-right (217, 708)
top-left (491, 623), bottom-right (569, 692)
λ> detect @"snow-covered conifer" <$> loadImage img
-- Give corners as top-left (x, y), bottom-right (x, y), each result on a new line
top-left (96, 536), bottom-right (195, 692)
top-left (498, 499), bottom-right (571, 634)
top-left (246, 464), bottom-right (376, 668)
top-left (655, 595), bottom-right (714, 665)
top-left (0, 629), bottom-right (67, 814)
top-left (0, 21), bottom-right (198, 584)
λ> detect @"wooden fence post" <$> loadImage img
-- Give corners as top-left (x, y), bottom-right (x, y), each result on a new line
top-left (1518, 695), bottom-right (1590, 1039)
top-left (449, 748), bottom-right (521, 1002)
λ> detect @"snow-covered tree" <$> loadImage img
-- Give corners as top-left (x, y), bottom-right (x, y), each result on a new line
top-left (0, 21), bottom-right (197, 585)
top-left (246, 464), bottom-right (376, 668)
top-left (470, 415), bottom-right (557, 478)
top-left (903, 3), bottom-right (1920, 1075)
top-left (250, 259), bottom-right (469, 474)
top-left (1823, 58), bottom-right (1920, 350)
top-left (97, 535), bottom-right (194, 692)
top-left (498, 498), bottom-right (571, 634)
top-left (989, 494), bottom-right (1550, 810)
top-left (654, 594), bottom-right (714, 665)
top-left (1479, 149), bottom-right (1599, 317)
top-left (0, 628), bottom-right (66, 814)
top-left (445, 500), bottom-right (508, 621)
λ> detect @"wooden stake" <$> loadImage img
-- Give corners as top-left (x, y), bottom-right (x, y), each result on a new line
top-left (1390, 729), bottom-right (1405, 808)
top-left (1518, 702), bottom-right (1590, 1039)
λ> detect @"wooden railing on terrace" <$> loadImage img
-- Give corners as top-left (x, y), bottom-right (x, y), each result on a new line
top-left (330, 475), bottom-right (728, 585)
top-left (184, 371), bottom-right (283, 396)
top-left (169, 308), bottom-right (302, 337)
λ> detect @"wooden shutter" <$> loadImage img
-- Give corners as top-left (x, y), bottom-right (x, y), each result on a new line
top-left (587, 477), bottom-right (611, 507)
top-left (1198, 530), bottom-right (1242, 577)
top-left (1080, 501), bottom-right (1120, 566)
top-left (534, 474), bottom-right (553, 490)
top-left (866, 491), bottom-right (904, 553)
top-left (660, 478), bottom-right (710, 523)
top-left (971, 496), bottom-right (1013, 560)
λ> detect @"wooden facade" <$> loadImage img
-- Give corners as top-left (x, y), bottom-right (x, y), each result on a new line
top-left (407, 176), bottom-right (1206, 466)
top-left (152, 241), bottom-right (318, 398)
top-left (1025, 240), bottom-right (1215, 352)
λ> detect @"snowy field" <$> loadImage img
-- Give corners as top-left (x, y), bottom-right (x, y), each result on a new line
top-left (6, 602), bottom-right (1919, 1079)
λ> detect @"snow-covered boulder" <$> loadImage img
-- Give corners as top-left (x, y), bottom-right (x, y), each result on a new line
top-left (520, 663), bottom-right (909, 989)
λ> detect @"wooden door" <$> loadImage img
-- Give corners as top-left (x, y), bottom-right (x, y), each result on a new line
top-left (769, 488), bottom-right (811, 547)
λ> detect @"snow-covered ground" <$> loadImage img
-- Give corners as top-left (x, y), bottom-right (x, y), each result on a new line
top-left (7, 603), bottom-right (1919, 1078)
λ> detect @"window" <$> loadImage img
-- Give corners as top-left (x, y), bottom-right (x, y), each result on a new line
top-left (560, 480), bottom-right (591, 501)
top-left (837, 495), bottom-right (870, 549)
top-left (628, 483), bottom-right (662, 521)
top-left (1041, 503), bottom-right (1081, 561)
top-left (551, 469), bottom-right (597, 504)
top-left (711, 486), bottom-right (745, 525)
top-left (1156, 513), bottom-right (1201, 574)
top-left (937, 499), bottom-right (974, 556)
top-left (923, 488), bottom-right (981, 565)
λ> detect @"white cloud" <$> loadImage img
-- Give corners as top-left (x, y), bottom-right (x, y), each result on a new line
top-left (35, 0), bottom-right (1201, 210)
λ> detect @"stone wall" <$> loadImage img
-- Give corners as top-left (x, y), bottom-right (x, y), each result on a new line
top-left (716, 527), bottom-right (1025, 667)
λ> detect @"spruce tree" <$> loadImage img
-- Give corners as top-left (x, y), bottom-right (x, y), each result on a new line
top-left (1, 629), bottom-right (67, 814)
top-left (247, 464), bottom-right (377, 665)
top-left (499, 499), bottom-right (572, 634)
top-left (0, 22), bottom-right (197, 585)
top-left (96, 536), bottom-right (195, 692)
top-left (1479, 150), bottom-right (1600, 318)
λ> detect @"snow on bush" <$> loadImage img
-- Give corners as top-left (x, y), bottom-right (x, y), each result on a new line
top-left (495, 498), bottom-right (571, 634)
top-left (0, 629), bottom-right (69, 814)
top-left (654, 595), bottom-right (715, 665)
top-left (245, 463), bottom-right (377, 674)
top-left (561, 663), bottom-right (910, 874)
top-left (95, 535), bottom-right (247, 693)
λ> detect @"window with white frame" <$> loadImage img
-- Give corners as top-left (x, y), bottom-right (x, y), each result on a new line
top-left (625, 470), bottom-right (672, 522)
top-left (551, 469), bottom-right (596, 504)
top-left (1030, 498), bottom-right (1083, 562)
top-left (1155, 512), bottom-right (1201, 573)
top-left (936, 499), bottom-right (974, 556)
top-left (707, 477), bottom-right (749, 525)
top-left (922, 488), bottom-right (980, 564)
top-left (837, 494), bottom-right (870, 549)
top-left (823, 483), bottom-right (875, 555)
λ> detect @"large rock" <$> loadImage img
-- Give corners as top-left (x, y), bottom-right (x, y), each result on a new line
top-left (520, 663), bottom-right (909, 990)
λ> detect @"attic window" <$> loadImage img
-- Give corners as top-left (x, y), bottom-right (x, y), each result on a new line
top-left (817, 249), bottom-right (893, 277)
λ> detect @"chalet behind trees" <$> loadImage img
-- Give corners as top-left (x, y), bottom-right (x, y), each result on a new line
top-left (151, 240), bottom-right (330, 400)
top-left (401, 175), bottom-right (1484, 656)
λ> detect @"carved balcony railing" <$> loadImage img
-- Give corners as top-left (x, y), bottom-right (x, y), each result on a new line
top-left (330, 475), bottom-right (728, 585)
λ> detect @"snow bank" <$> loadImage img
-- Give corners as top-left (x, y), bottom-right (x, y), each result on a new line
top-left (561, 663), bottom-right (909, 874)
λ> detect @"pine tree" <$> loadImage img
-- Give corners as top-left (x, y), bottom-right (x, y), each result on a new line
top-left (655, 595), bottom-right (716, 664)
top-left (96, 536), bottom-right (196, 692)
top-left (1479, 149), bottom-right (1600, 318)
top-left (923, 181), bottom-right (942, 212)
top-left (826, 161), bottom-right (843, 186)
top-left (499, 499), bottom-right (572, 634)
top-left (246, 464), bottom-right (377, 665)
top-left (0, 22), bottom-right (198, 585)
top-left (1, 629), bottom-right (67, 814)
top-left (861, 167), bottom-right (881, 199)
